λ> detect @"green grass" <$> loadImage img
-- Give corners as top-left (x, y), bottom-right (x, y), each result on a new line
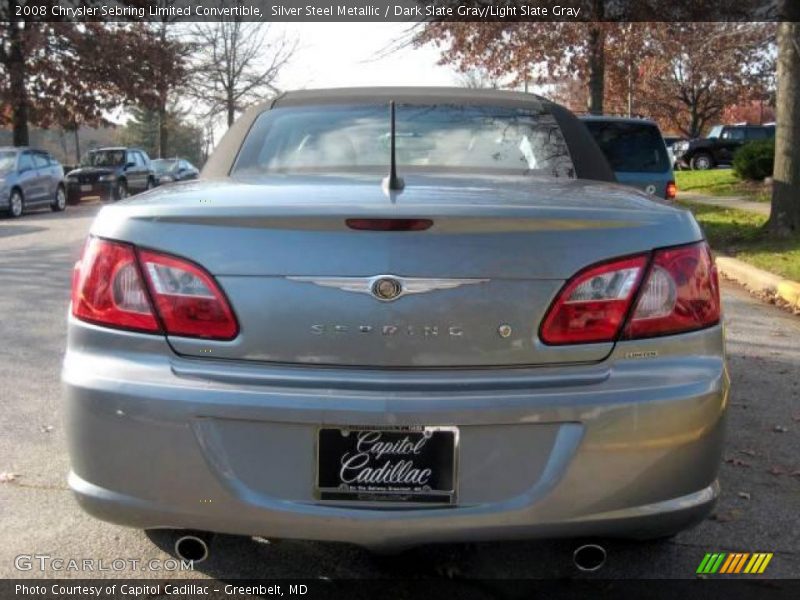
top-left (680, 201), bottom-right (800, 281)
top-left (675, 169), bottom-right (771, 202)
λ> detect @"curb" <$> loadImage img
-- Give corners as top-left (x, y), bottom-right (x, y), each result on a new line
top-left (716, 256), bottom-right (800, 310)
top-left (777, 280), bottom-right (800, 308)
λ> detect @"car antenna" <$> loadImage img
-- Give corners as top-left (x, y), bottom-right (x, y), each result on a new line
top-left (383, 100), bottom-right (405, 192)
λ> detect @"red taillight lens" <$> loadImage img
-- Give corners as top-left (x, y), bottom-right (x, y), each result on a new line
top-left (72, 238), bottom-right (160, 333)
top-left (666, 181), bottom-right (677, 200)
top-left (540, 242), bottom-right (721, 345)
top-left (539, 255), bottom-right (648, 345)
top-left (71, 237), bottom-right (238, 340)
top-left (138, 250), bottom-right (239, 340)
top-left (624, 242), bottom-right (719, 339)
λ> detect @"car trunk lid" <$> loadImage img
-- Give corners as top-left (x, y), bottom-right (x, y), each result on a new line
top-left (92, 174), bottom-right (702, 367)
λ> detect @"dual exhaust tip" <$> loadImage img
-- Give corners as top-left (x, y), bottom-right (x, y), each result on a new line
top-left (173, 533), bottom-right (605, 571)
top-left (573, 543), bottom-right (607, 572)
top-left (174, 533), bottom-right (211, 564)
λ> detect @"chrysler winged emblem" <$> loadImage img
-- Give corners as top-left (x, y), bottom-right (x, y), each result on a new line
top-left (287, 274), bottom-right (489, 302)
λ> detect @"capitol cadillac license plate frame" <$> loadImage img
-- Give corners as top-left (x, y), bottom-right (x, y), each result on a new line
top-left (315, 425), bottom-right (459, 505)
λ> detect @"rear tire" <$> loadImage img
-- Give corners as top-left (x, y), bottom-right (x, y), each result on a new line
top-left (113, 179), bottom-right (128, 202)
top-left (51, 186), bottom-right (66, 212)
top-left (7, 189), bottom-right (23, 218)
top-left (691, 153), bottom-right (714, 170)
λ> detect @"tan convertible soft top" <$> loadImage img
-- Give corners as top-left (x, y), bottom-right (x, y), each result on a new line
top-left (202, 87), bottom-right (616, 183)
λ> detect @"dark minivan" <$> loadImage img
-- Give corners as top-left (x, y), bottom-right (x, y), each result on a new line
top-left (581, 116), bottom-right (676, 200)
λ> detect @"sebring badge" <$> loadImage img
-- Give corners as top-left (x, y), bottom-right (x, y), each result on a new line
top-left (287, 274), bottom-right (489, 302)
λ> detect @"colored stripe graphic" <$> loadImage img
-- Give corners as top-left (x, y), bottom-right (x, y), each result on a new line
top-left (733, 553), bottom-right (749, 573)
top-left (700, 552), bottom-right (773, 575)
top-left (744, 554), bottom-right (761, 574)
top-left (758, 554), bottom-right (773, 573)
top-left (719, 553), bottom-right (736, 573)
top-left (697, 553), bottom-right (713, 574)
top-left (711, 553), bottom-right (726, 573)
top-left (699, 553), bottom-right (726, 574)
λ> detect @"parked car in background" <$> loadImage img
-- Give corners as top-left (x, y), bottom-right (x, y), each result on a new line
top-left (65, 88), bottom-right (726, 554)
top-left (0, 147), bottom-right (66, 217)
top-left (663, 135), bottom-right (686, 170)
top-left (673, 123), bottom-right (775, 170)
top-left (65, 147), bottom-right (155, 203)
top-left (152, 158), bottom-right (199, 185)
top-left (581, 116), bottom-right (676, 200)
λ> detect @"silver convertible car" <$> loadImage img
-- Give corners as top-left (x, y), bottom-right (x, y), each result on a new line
top-left (64, 88), bottom-right (727, 555)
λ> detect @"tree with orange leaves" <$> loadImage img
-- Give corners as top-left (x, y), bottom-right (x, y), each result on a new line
top-left (0, 2), bottom-right (190, 152)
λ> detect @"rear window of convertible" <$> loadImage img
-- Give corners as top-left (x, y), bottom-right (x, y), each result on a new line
top-left (232, 103), bottom-right (576, 178)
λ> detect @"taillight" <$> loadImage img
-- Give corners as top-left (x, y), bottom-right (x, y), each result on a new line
top-left (71, 237), bottom-right (238, 340)
top-left (624, 242), bottom-right (719, 339)
top-left (72, 238), bottom-right (160, 333)
top-left (666, 181), bottom-right (677, 200)
top-left (539, 255), bottom-right (648, 345)
top-left (138, 250), bottom-right (238, 340)
top-left (539, 242), bottom-right (720, 345)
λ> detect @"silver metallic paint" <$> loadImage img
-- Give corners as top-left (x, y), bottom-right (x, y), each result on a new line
top-left (64, 88), bottom-right (728, 547)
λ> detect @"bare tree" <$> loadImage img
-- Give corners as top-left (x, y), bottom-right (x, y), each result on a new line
top-left (191, 16), bottom-right (296, 128)
top-left (457, 68), bottom-right (501, 90)
top-left (143, 3), bottom-right (194, 158)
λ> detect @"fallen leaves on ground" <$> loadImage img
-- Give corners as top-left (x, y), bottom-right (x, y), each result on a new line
top-left (725, 457), bottom-right (752, 468)
top-left (768, 466), bottom-right (787, 476)
top-left (0, 472), bottom-right (19, 483)
top-left (737, 491), bottom-right (751, 500)
top-left (712, 509), bottom-right (743, 523)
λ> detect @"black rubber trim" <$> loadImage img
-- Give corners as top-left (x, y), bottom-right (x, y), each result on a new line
top-left (549, 102), bottom-right (616, 183)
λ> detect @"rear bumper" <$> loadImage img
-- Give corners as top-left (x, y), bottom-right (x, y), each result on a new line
top-left (66, 181), bottom-right (113, 202)
top-left (63, 319), bottom-right (729, 547)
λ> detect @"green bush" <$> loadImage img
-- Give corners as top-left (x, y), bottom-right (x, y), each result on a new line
top-left (733, 139), bottom-right (775, 181)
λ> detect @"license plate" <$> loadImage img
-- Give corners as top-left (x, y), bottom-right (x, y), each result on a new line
top-left (317, 427), bottom-right (457, 504)
top-left (80, 184), bottom-right (92, 192)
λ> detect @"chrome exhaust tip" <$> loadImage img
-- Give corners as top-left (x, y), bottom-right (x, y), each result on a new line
top-left (174, 533), bottom-right (210, 563)
top-left (573, 543), bottom-right (607, 572)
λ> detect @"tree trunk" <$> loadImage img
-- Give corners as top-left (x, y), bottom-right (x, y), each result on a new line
top-left (73, 126), bottom-right (80, 163)
top-left (57, 129), bottom-right (68, 161)
top-left (768, 18), bottom-right (800, 234)
top-left (627, 61), bottom-right (633, 117)
top-left (587, 25), bottom-right (606, 115)
top-left (690, 111), bottom-right (700, 139)
top-left (8, 13), bottom-right (29, 146)
top-left (157, 22), bottom-right (169, 158)
top-left (227, 93), bottom-right (235, 127)
top-left (158, 104), bottom-right (169, 158)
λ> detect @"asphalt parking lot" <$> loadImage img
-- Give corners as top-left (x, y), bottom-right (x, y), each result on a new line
top-left (0, 204), bottom-right (798, 581)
